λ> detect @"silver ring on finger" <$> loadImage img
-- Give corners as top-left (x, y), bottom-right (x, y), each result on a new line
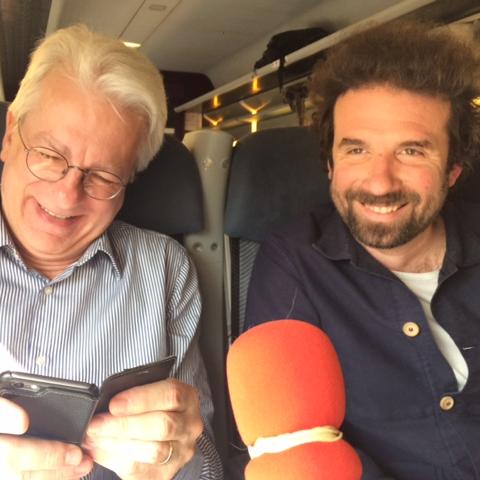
top-left (159, 441), bottom-right (174, 465)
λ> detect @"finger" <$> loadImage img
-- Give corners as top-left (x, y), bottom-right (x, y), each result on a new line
top-left (84, 436), bottom-right (173, 465)
top-left (0, 397), bottom-right (29, 434)
top-left (0, 435), bottom-right (87, 471)
top-left (108, 379), bottom-right (198, 416)
top-left (82, 442), bottom-right (140, 478)
top-left (87, 411), bottom-right (188, 441)
top-left (20, 457), bottom-right (93, 480)
top-left (87, 441), bottom-right (189, 480)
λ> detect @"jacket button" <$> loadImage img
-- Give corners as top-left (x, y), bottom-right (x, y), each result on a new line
top-left (402, 322), bottom-right (420, 337)
top-left (440, 395), bottom-right (455, 411)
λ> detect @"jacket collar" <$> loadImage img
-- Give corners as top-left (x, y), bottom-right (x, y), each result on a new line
top-left (313, 210), bottom-right (392, 277)
top-left (313, 200), bottom-right (480, 277)
top-left (441, 201), bottom-right (480, 276)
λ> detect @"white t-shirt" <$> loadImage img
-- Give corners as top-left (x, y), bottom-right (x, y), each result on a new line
top-left (393, 269), bottom-right (468, 391)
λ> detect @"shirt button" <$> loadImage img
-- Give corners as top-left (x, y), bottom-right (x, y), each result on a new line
top-left (402, 322), bottom-right (420, 337)
top-left (44, 286), bottom-right (53, 296)
top-left (36, 355), bottom-right (47, 366)
top-left (440, 395), bottom-right (455, 411)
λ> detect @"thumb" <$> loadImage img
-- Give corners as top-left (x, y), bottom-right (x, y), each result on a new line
top-left (0, 397), bottom-right (29, 434)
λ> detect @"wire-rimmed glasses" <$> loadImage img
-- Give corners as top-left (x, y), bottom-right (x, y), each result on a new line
top-left (17, 123), bottom-right (127, 200)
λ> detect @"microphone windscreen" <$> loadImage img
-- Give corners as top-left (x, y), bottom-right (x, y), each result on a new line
top-left (245, 442), bottom-right (362, 480)
top-left (227, 319), bottom-right (345, 446)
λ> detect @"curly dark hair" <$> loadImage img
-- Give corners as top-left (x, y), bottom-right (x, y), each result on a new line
top-left (309, 20), bottom-right (480, 174)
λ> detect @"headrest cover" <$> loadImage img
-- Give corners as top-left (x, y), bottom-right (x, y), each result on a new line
top-left (0, 102), bottom-right (7, 137)
top-left (225, 127), bottom-right (330, 242)
top-left (118, 135), bottom-right (203, 235)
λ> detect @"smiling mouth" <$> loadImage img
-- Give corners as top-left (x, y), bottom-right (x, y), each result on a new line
top-left (362, 203), bottom-right (406, 214)
top-left (39, 203), bottom-right (74, 220)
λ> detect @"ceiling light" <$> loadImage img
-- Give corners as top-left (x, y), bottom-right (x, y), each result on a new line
top-left (123, 41), bottom-right (141, 49)
top-left (203, 114), bottom-right (223, 127)
top-left (240, 100), bottom-right (269, 115)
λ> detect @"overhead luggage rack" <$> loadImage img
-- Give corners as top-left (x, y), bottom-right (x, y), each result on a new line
top-left (175, 0), bottom-right (480, 137)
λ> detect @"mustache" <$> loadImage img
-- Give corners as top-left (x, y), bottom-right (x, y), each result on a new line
top-left (345, 190), bottom-right (421, 206)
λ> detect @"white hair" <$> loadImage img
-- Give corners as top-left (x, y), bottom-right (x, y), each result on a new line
top-left (9, 24), bottom-right (167, 174)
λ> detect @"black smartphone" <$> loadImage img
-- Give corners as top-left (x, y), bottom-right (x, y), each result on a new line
top-left (95, 355), bottom-right (176, 413)
top-left (0, 356), bottom-right (176, 444)
top-left (0, 371), bottom-right (99, 445)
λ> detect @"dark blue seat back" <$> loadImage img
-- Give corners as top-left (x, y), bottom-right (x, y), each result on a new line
top-left (225, 126), bottom-right (330, 242)
top-left (224, 126), bottom-right (330, 338)
top-left (117, 134), bottom-right (203, 239)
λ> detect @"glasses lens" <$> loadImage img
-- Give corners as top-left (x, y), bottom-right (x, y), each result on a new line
top-left (84, 171), bottom-right (124, 200)
top-left (25, 144), bottom-right (124, 200)
top-left (26, 147), bottom-right (68, 182)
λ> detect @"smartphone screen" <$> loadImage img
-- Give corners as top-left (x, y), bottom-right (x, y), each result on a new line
top-left (0, 371), bottom-right (99, 444)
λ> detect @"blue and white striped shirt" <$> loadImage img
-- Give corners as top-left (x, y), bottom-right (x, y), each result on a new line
top-left (0, 213), bottom-right (223, 479)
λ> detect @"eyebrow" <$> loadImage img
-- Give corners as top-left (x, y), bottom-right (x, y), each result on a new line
top-left (22, 127), bottom-right (70, 157)
top-left (336, 138), bottom-right (435, 149)
top-left (397, 140), bottom-right (434, 150)
top-left (336, 138), bottom-right (366, 148)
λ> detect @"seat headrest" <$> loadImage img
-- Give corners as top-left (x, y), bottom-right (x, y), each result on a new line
top-left (118, 135), bottom-right (203, 235)
top-left (225, 127), bottom-right (330, 242)
top-left (0, 102), bottom-right (7, 136)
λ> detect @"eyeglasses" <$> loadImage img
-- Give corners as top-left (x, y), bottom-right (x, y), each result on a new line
top-left (17, 123), bottom-right (127, 200)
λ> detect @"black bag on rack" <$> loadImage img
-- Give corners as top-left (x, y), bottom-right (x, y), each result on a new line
top-left (253, 27), bottom-right (330, 89)
top-left (254, 27), bottom-right (330, 69)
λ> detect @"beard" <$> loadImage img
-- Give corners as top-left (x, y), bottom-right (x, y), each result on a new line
top-left (331, 177), bottom-right (450, 249)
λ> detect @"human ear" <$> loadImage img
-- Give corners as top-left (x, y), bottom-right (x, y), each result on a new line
top-left (447, 163), bottom-right (463, 188)
top-left (327, 157), bottom-right (333, 180)
top-left (0, 110), bottom-right (17, 163)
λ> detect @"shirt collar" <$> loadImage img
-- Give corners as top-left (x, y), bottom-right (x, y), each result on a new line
top-left (0, 209), bottom-right (13, 248)
top-left (75, 225), bottom-right (123, 278)
top-left (0, 207), bottom-right (122, 278)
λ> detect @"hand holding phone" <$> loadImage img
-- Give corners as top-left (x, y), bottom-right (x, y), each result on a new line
top-left (0, 395), bottom-right (30, 434)
top-left (95, 356), bottom-right (176, 413)
top-left (84, 370), bottom-right (203, 479)
top-left (0, 371), bottom-right (99, 445)
top-left (0, 396), bottom-right (94, 477)
top-left (0, 356), bottom-right (176, 445)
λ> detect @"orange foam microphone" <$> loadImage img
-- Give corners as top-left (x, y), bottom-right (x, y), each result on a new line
top-left (227, 319), bottom-right (362, 479)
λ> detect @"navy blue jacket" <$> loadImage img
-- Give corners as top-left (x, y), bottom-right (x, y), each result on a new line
top-left (246, 201), bottom-right (480, 480)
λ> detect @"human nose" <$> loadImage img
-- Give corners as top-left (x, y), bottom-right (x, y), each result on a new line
top-left (363, 153), bottom-right (401, 194)
top-left (53, 167), bottom-right (85, 205)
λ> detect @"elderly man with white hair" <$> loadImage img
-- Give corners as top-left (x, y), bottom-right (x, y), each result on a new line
top-left (0, 24), bottom-right (222, 480)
